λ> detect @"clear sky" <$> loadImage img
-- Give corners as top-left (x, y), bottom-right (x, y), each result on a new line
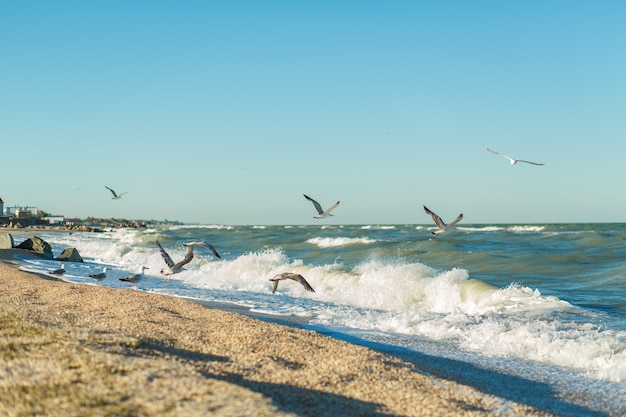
top-left (1, 1), bottom-right (625, 225)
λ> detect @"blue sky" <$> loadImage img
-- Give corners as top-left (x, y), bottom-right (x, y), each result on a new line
top-left (1, 1), bottom-right (625, 225)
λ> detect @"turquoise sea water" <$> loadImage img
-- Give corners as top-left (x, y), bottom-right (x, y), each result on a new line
top-left (14, 223), bottom-right (626, 416)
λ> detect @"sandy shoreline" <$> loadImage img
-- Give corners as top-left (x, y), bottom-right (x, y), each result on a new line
top-left (0, 245), bottom-right (556, 417)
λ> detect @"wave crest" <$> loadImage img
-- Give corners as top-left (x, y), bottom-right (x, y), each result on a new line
top-left (307, 237), bottom-right (377, 248)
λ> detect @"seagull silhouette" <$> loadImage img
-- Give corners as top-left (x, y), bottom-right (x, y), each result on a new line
top-left (486, 148), bottom-right (544, 166)
top-left (105, 186), bottom-right (128, 199)
top-left (423, 205), bottom-right (463, 236)
top-left (157, 240), bottom-right (221, 281)
top-left (304, 194), bottom-right (340, 219)
top-left (269, 272), bottom-right (316, 294)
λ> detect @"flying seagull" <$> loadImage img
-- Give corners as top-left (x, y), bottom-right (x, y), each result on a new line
top-left (269, 272), bottom-right (316, 294)
top-left (88, 267), bottom-right (107, 283)
top-left (304, 194), bottom-right (340, 219)
top-left (119, 266), bottom-right (149, 289)
top-left (105, 186), bottom-right (128, 199)
top-left (423, 205), bottom-right (463, 236)
top-left (486, 148), bottom-right (544, 166)
top-left (157, 240), bottom-right (221, 281)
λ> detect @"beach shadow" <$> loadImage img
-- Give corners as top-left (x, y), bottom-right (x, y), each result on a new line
top-left (112, 336), bottom-right (230, 364)
top-left (200, 370), bottom-right (396, 417)
top-left (110, 336), bottom-right (396, 416)
top-left (328, 333), bottom-right (612, 417)
top-left (184, 299), bottom-right (619, 416)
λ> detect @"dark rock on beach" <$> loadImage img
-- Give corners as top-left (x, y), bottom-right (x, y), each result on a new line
top-left (15, 236), bottom-right (54, 259)
top-left (57, 247), bottom-right (84, 263)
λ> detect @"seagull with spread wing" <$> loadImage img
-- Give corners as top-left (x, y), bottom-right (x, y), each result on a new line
top-left (423, 205), bottom-right (463, 236)
top-left (105, 186), bottom-right (128, 199)
top-left (304, 194), bottom-right (340, 219)
top-left (269, 272), bottom-right (316, 294)
top-left (486, 148), bottom-right (544, 166)
top-left (157, 240), bottom-right (221, 281)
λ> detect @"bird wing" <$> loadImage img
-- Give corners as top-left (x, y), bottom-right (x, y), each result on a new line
top-left (304, 194), bottom-right (324, 215)
top-left (105, 186), bottom-right (118, 197)
top-left (517, 159), bottom-right (544, 166)
top-left (323, 201), bottom-right (340, 216)
top-left (296, 275), bottom-right (315, 293)
top-left (186, 241), bottom-right (222, 259)
top-left (423, 205), bottom-right (446, 229)
top-left (486, 148), bottom-right (514, 162)
top-left (271, 280), bottom-right (279, 293)
top-left (170, 245), bottom-right (194, 270)
top-left (156, 240), bottom-right (176, 268)
top-left (447, 213), bottom-right (464, 228)
top-left (120, 273), bottom-right (138, 282)
top-left (88, 269), bottom-right (106, 278)
top-left (205, 243), bottom-right (221, 258)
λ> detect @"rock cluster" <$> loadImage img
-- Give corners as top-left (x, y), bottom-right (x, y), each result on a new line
top-left (2, 233), bottom-right (84, 263)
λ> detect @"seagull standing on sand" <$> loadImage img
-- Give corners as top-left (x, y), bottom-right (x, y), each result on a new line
top-left (486, 148), bottom-right (544, 166)
top-left (269, 272), bottom-right (316, 294)
top-left (49, 264), bottom-right (66, 277)
top-left (88, 267), bottom-right (107, 283)
top-left (423, 205), bottom-right (463, 236)
top-left (304, 194), bottom-right (340, 219)
top-left (119, 266), bottom-right (149, 289)
top-left (105, 186), bottom-right (128, 199)
top-left (157, 240), bottom-right (221, 281)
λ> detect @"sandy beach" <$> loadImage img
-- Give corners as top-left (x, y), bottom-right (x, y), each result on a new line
top-left (0, 246), bottom-right (555, 416)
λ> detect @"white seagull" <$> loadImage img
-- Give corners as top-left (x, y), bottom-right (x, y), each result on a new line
top-left (423, 205), bottom-right (463, 236)
top-left (157, 240), bottom-right (221, 281)
top-left (119, 266), bottom-right (149, 289)
top-left (105, 185), bottom-right (128, 199)
top-left (304, 194), bottom-right (340, 219)
top-left (486, 148), bottom-right (544, 166)
top-left (88, 267), bottom-right (107, 283)
top-left (269, 272), bottom-right (316, 294)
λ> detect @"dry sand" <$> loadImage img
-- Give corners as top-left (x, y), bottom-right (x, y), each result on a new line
top-left (0, 248), bottom-right (555, 417)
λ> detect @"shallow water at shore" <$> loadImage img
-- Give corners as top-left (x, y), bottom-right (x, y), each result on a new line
top-left (7, 223), bottom-right (626, 416)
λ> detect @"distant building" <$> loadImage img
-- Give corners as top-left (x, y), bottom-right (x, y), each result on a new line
top-left (43, 215), bottom-right (65, 225)
top-left (4, 205), bottom-right (39, 218)
top-left (0, 197), bottom-right (4, 216)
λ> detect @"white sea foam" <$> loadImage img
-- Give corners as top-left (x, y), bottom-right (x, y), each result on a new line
top-left (360, 225), bottom-right (396, 230)
top-left (163, 224), bottom-right (234, 230)
top-left (507, 225), bottom-right (546, 233)
top-left (307, 237), bottom-right (377, 248)
top-left (22, 226), bottom-right (626, 387)
top-left (457, 226), bottom-right (504, 232)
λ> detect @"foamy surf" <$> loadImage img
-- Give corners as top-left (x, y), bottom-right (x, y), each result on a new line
top-left (307, 237), bottom-right (377, 247)
top-left (11, 223), bottom-right (626, 415)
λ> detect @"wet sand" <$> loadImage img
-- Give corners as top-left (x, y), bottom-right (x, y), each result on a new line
top-left (0, 246), bottom-right (555, 417)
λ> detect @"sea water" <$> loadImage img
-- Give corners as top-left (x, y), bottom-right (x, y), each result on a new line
top-left (14, 223), bottom-right (626, 416)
